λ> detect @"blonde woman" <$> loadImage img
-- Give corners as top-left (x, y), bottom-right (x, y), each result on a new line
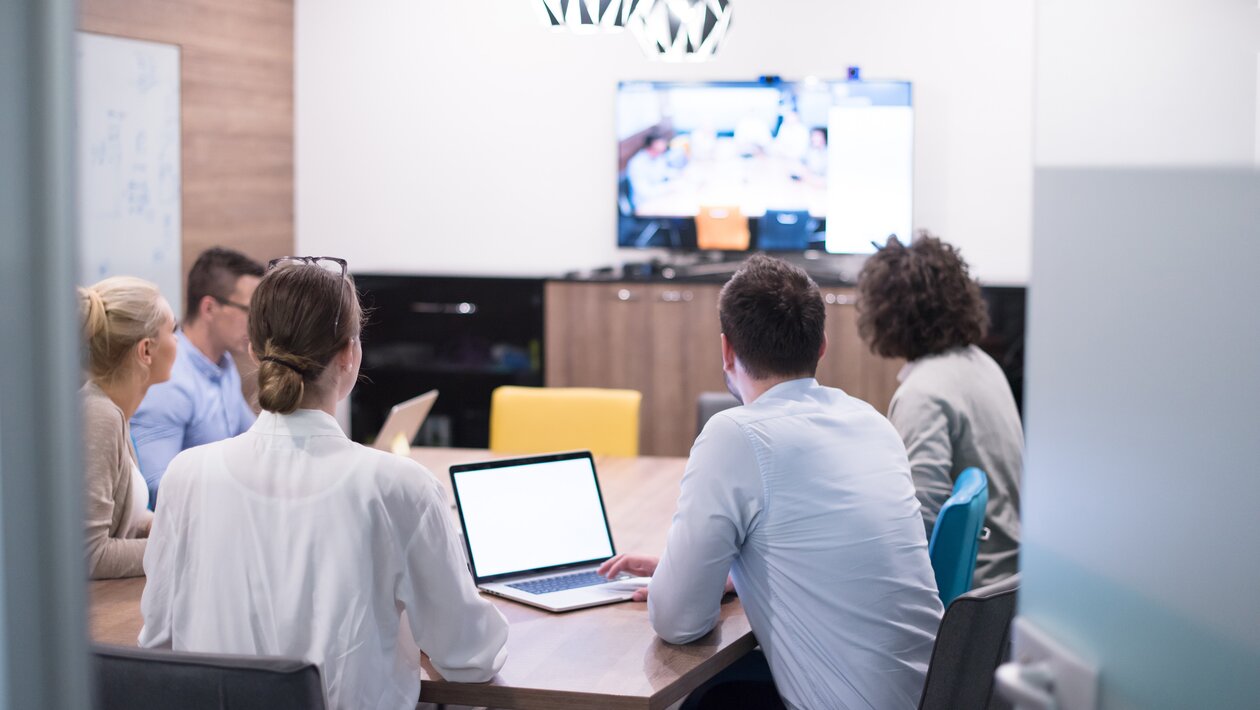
top-left (80, 276), bottom-right (178, 579)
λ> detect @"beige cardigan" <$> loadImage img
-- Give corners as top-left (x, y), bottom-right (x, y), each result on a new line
top-left (82, 381), bottom-right (151, 579)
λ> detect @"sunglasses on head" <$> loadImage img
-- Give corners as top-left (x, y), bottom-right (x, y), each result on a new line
top-left (267, 256), bottom-right (350, 335)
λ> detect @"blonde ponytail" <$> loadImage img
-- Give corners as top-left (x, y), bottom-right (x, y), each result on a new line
top-left (79, 286), bottom-right (109, 343)
top-left (79, 276), bottom-right (168, 382)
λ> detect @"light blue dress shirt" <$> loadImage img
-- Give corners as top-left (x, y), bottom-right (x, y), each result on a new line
top-left (648, 378), bottom-right (943, 710)
top-left (131, 330), bottom-right (255, 507)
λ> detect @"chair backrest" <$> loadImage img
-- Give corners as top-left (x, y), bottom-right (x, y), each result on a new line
top-left (695, 205), bottom-right (750, 250)
top-left (756, 209), bottom-right (812, 250)
top-left (918, 574), bottom-right (1020, 710)
top-left (489, 386), bottom-right (642, 457)
top-left (93, 644), bottom-right (327, 710)
top-left (696, 391), bottom-right (740, 438)
top-left (928, 467), bottom-right (989, 606)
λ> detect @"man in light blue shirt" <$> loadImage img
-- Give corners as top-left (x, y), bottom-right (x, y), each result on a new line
top-left (131, 248), bottom-right (264, 507)
top-left (601, 255), bottom-right (942, 709)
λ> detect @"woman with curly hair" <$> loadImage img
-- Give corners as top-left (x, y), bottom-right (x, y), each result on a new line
top-left (857, 233), bottom-right (1023, 586)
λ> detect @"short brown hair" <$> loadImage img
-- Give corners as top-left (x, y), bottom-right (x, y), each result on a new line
top-left (719, 254), bottom-right (826, 379)
top-left (185, 247), bottom-right (265, 323)
top-left (249, 262), bottom-right (361, 414)
top-left (856, 232), bottom-right (988, 361)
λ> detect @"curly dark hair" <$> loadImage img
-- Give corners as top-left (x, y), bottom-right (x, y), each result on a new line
top-left (719, 254), bottom-right (826, 379)
top-left (856, 232), bottom-right (988, 361)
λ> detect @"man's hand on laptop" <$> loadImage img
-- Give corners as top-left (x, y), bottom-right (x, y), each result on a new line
top-left (598, 554), bottom-right (659, 601)
top-left (598, 555), bottom-right (738, 603)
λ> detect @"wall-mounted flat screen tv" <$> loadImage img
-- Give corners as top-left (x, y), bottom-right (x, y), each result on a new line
top-left (617, 79), bottom-right (913, 254)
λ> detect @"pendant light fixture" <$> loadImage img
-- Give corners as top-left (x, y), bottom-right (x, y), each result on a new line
top-left (627, 0), bottom-right (733, 61)
top-left (535, 0), bottom-right (648, 32)
top-left (534, 0), bottom-right (733, 61)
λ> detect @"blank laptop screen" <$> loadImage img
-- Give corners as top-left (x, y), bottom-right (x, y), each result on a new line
top-left (453, 456), bottom-right (615, 580)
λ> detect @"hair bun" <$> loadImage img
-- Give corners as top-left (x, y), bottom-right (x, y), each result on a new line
top-left (257, 342), bottom-right (321, 414)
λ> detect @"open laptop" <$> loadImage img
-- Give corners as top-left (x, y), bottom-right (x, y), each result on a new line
top-left (449, 451), bottom-right (643, 612)
top-left (372, 390), bottom-right (438, 455)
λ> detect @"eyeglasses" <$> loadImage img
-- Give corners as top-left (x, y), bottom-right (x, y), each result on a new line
top-left (267, 256), bottom-right (350, 335)
top-left (212, 295), bottom-right (250, 314)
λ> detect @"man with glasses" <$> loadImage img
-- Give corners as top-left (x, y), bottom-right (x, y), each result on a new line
top-left (132, 247), bottom-right (265, 508)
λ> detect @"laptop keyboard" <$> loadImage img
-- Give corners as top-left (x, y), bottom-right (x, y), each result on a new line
top-left (507, 570), bottom-right (610, 595)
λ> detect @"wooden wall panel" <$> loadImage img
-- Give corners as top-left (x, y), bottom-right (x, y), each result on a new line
top-left (79, 0), bottom-right (294, 291)
top-left (546, 281), bottom-right (901, 456)
top-left (816, 288), bottom-right (905, 415)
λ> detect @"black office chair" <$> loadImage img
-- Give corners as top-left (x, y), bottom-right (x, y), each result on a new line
top-left (93, 644), bottom-right (327, 710)
top-left (696, 391), bottom-right (740, 438)
top-left (918, 573), bottom-right (1020, 710)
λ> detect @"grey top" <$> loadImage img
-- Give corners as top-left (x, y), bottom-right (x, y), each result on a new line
top-left (888, 345), bottom-right (1024, 587)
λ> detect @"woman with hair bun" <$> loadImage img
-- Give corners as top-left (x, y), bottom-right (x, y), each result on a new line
top-left (857, 233), bottom-right (1024, 588)
top-left (139, 257), bottom-right (508, 710)
top-left (79, 276), bottom-right (178, 579)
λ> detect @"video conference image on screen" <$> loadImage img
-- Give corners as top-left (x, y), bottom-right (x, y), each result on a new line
top-left (616, 79), bottom-right (913, 255)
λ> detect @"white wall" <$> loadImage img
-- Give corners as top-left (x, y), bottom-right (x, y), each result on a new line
top-left (296, 0), bottom-right (1034, 284)
top-left (1036, 0), bottom-right (1259, 167)
top-left (1023, 1), bottom-right (1260, 708)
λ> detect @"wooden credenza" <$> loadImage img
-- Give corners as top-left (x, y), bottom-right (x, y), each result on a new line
top-left (545, 281), bottom-right (903, 456)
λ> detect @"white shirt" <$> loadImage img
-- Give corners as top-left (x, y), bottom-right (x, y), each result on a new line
top-left (648, 379), bottom-right (943, 710)
top-left (139, 409), bottom-right (508, 710)
top-left (125, 461), bottom-right (150, 535)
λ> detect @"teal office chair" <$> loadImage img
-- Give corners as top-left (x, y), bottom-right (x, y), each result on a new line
top-left (928, 467), bottom-right (989, 607)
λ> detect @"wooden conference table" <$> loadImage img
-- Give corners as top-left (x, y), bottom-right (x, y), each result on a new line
top-left (90, 447), bottom-right (755, 710)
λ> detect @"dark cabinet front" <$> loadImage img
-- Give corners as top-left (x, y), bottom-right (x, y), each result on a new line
top-left (351, 275), bottom-right (545, 448)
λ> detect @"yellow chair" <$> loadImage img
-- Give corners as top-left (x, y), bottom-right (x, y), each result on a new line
top-left (489, 386), bottom-right (642, 457)
top-left (695, 205), bottom-right (750, 250)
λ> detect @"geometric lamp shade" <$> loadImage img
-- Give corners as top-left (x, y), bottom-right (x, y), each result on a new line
top-left (627, 0), bottom-right (733, 61)
top-left (535, 0), bottom-right (650, 32)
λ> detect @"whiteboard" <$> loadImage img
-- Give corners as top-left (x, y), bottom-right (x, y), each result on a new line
top-left (77, 32), bottom-right (182, 316)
